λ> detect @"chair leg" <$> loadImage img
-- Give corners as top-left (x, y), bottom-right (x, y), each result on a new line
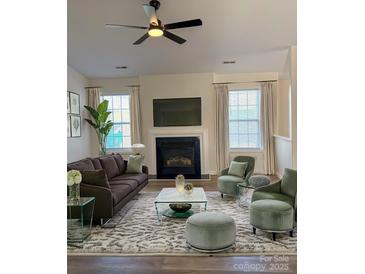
top-left (272, 233), bottom-right (276, 241)
top-left (290, 230), bottom-right (294, 237)
top-left (221, 193), bottom-right (223, 198)
top-left (253, 227), bottom-right (256, 234)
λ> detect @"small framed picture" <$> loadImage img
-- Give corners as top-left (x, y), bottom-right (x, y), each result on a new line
top-left (67, 92), bottom-right (70, 114)
top-left (69, 92), bottom-right (80, 115)
top-left (70, 115), bottom-right (81, 137)
top-left (67, 115), bottom-right (71, 138)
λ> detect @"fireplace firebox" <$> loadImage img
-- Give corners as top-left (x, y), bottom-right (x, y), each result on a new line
top-left (156, 137), bottom-right (201, 179)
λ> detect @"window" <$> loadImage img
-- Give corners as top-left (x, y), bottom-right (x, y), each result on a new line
top-left (100, 94), bottom-right (131, 149)
top-left (229, 89), bottom-right (261, 149)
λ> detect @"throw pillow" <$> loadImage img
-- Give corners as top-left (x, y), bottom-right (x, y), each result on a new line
top-left (81, 169), bottom-right (110, 188)
top-left (228, 161), bottom-right (248, 178)
top-left (126, 155), bottom-right (143, 174)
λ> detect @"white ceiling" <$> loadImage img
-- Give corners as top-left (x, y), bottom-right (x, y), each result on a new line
top-left (68, 0), bottom-right (296, 78)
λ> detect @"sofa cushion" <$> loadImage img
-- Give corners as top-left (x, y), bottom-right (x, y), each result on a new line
top-left (112, 173), bottom-right (148, 185)
top-left (67, 158), bottom-right (95, 171)
top-left (81, 169), bottom-right (110, 189)
top-left (99, 156), bottom-right (120, 180)
top-left (110, 185), bottom-right (131, 205)
top-left (113, 154), bottom-right (126, 174)
top-left (228, 161), bottom-right (248, 178)
top-left (88, 157), bottom-right (102, 170)
top-left (251, 191), bottom-right (295, 207)
top-left (110, 179), bottom-right (138, 190)
top-left (125, 155), bottom-right (143, 174)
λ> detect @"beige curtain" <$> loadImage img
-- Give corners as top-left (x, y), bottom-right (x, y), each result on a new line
top-left (261, 82), bottom-right (276, 175)
top-left (215, 84), bottom-right (230, 172)
top-left (86, 87), bottom-right (101, 109)
top-left (130, 86), bottom-right (142, 144)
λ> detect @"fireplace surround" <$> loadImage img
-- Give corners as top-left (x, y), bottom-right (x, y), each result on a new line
top-left (156, 137), bottom-right (201, 179)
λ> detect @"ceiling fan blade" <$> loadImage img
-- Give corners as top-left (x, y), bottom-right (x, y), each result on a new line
top-left (133, 33), bottom-right (150, 45)
top-left (106, 24), bottom-right (147, 30)
top-left (163, 30), bottom-right (186, 44)
top-left (143, 4), bottom-right (158, 26)
top-left (164, 19), bottom-right (202, 30)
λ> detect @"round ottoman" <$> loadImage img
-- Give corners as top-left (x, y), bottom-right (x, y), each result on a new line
top-left (248, 175), bottom-right (270, 188)
top-left (250, 199), bottom-right (294, 241)
top-left (185, 212), bottom-right (236, 252)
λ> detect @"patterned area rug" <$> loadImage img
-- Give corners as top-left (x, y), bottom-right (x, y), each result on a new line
top-left (68, 191), bottom-right (297, 256)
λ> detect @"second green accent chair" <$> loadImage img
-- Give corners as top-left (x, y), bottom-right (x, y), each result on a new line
top-left (250, 168), bottom-right (297, 240)
top-left (217, 156), bottom-right (255, 198)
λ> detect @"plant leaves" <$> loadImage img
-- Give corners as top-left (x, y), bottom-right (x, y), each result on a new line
top-left (84, 118), bottom-right (98, 129)
top-left (97, 100), bottom-right (109, 114)
top-left (99, 111), bottom-right (111, 123)
top-left (84, 105), bottom-right (99, 121)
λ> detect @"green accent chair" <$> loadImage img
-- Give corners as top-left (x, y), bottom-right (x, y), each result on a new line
top-left (250, 168), bottom-right (297, 240)
top-left (217, 156), bottom-right (255, 198)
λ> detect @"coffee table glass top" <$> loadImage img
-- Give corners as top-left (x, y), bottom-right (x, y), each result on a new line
top-left (155, 187), bottom-right (207, 203)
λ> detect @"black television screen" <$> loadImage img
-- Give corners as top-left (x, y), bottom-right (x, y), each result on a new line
top-left (153, 97), bottom-right (202, 127)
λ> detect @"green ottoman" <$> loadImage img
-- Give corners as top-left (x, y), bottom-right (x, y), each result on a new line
top-left (185, 212), bottom-right (236, 252)
top-left (250, 199), bottom-right (294, 241)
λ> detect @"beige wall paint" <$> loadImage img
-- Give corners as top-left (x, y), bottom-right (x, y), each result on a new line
top-left (67, 66), bottom-right (92, 163)
top-left (290, 46), bottom-right (297, 169)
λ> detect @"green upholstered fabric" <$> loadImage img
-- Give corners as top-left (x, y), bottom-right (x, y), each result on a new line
top-left (185, 212), bottom-right (236, 251)
top-left (251, 191), bottom-right (295, 207)
top-left (232, 156), bottom-right (255, 183)
top-left (281, 168), bottom-right (297, 198)
top-left (250, 200), bottom-right (294, 231)
top-left (228, 161), bottom-right (248, 178)
top-left (125, 155), bottom-right (143, 174)
top-left (217, 175), bottom-right (244, 196)
top-left (217, 156), bottom-right (255, 196)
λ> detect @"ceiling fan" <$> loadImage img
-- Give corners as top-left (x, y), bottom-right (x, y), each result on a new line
top-left (106, 0), bottom-right (203, 45)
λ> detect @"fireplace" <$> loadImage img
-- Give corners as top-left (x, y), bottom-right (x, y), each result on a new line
top-left (156, 137), bottom-right (201, 179)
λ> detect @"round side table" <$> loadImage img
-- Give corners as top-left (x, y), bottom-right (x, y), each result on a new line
top-left (237, 175), bottom-right (270, 207)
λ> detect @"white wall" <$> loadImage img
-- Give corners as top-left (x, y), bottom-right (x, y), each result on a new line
top-left (274, 136), bottom-right (292, 177)
top-left (67, 65), bottom-right (92, 163)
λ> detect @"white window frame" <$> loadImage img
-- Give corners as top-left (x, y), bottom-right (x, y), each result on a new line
top-left (100, 93), bottom-right (132, 152)
top-left (228, 87), bottom-right (262, 151)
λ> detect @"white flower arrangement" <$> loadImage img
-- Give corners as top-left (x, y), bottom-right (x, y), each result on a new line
top-left (67, 170), bottom-right (82, 186)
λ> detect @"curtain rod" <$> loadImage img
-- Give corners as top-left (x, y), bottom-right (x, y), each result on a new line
top-left (212, 80), bottom-right (277, 85)
top-left (84, 86), bottom-right (102, 89)
top-left (125, 85), bottom-right (140, 87)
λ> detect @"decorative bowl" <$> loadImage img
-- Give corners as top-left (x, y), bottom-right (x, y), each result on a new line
top-left (169, 203), bottom-right (192, 213)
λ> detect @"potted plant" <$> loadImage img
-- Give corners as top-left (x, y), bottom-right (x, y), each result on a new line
top-left (84, 100), bottom-right (113, 155)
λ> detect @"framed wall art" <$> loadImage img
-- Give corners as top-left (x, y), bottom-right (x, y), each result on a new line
top-left (67, 92), bottom-right (70, 113)
top-left (67, 115), bottom-right (71, 138)
top-left (70, 115), bottom-right (81, 137)
top-left (69, 92), bottom-right (80, 115)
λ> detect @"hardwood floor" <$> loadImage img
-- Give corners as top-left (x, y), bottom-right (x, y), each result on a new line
top-left (68, 175), bottom-right (296, 274)
top-left (68, 255), bottom-right (297, 274)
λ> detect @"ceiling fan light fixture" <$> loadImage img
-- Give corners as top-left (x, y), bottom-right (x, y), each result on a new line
top-left (148, 26), bottom-right (164, 37)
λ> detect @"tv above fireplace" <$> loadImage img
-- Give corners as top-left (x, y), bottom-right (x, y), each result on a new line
top-left (153, 97), bottom-right (202, 127)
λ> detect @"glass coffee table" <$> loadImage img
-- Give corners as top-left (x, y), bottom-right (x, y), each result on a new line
top-left (154, 187), bottom-right (208, 221)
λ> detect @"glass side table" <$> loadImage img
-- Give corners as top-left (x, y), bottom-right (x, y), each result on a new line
top-left (237, 175), bottom-right (271, 207)
top-left (67, 197), bottom-right (95, 247)
top-left (237, 183), bottom-right (255, 207)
